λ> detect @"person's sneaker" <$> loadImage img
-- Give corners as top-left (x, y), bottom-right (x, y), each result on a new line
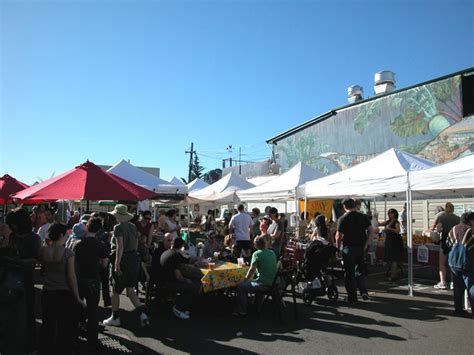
top-left (433, 282), bottom-right (448, 290)
top-left (361, 293), bottom-right (370, 301)
top-left (453, 310), bottom-right (469, 318)
top-left (103, 315), bottom-right (121, 327)
top-left (450, 282), bottom-right (454, 290)
top-left (172, 305), bottom-right (190, 320)
top-left (139, 312), bottom-right (150, 327)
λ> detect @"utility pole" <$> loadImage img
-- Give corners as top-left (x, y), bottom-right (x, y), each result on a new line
top-left (226, 145), bottom-right (233, 167)
top-left (239, 147), bottom-right (242, 175)
top-left (185, 142), bottom-right (194, 183)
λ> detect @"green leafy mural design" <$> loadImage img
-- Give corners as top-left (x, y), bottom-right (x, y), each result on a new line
top-left (276, 132), bottom-right (330, 174)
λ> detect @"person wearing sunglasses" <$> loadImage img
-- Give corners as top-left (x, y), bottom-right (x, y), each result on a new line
top-left (135, 211), bottom-right (154, 247)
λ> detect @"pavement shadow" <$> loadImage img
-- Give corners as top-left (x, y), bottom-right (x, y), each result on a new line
top-left (108, 290), bottom-right (408, 354)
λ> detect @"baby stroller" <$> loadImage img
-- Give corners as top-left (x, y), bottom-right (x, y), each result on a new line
top-left (296, 240), bottom-right (339, 305)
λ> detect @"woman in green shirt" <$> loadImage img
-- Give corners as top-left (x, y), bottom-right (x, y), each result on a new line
top-left (234, 235), bottom-right (277, 316)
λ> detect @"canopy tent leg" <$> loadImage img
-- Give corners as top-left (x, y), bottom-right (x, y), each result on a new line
top-left (406, 187), bottom-right (414, 297)
top-left (294, 187), bottom-right (299, 218)
top-left (304, 196), bottom-right (307, 217)
top-left (3, 202), bottom-right (7, 222)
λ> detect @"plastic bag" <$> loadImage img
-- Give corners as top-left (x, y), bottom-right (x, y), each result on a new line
top-left (417, 244), bottom-right (429, 263)
top-left (311, 277), bottom-right (322, 289)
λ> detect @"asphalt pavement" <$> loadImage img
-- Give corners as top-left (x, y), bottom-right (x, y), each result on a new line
top-left (93, 263), bottom-right (473, 355)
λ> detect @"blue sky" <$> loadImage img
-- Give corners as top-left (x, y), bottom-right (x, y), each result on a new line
top-left (1, 0), bottom-right (472, 184)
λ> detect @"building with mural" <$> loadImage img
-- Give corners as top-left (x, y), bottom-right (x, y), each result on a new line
top-left (267, 68), bottom-right (474, 175)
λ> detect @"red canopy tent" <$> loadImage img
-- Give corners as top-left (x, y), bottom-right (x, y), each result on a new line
top-left (0, 174), bottom-right (29, 204)
top-left (13, 161), bottom-right (157, 201)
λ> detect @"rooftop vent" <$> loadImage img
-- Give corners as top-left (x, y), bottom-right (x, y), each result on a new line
top-left (347, 85), bottom-right (364, 103)
top-left (374, 70), bottom-right (396, 95)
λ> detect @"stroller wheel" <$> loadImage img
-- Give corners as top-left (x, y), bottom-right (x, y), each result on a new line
top-left (302, 289), bottom-right (313, 306)
top-left (326, 285), bottom-right (338, 301)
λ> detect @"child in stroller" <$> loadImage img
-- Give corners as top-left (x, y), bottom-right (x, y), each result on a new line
top-left (297, 238), bottom-right (339, 305)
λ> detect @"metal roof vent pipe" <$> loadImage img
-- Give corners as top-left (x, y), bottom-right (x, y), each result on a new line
top-left (347, 85), bottom-right (364, 103)
top-left (374, 70), bottom-right (396, 95)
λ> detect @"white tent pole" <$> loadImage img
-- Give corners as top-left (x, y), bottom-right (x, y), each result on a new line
top-left (304, 195), bottom-right (308, 218)
top-left (407, 173), bottom-right (414, 297)
top-left (294, 186), bottom-right (299, 217)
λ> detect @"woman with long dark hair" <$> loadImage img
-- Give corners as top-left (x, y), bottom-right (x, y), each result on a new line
top-left (379, 209), bottom-right (404, 282)
top-left (311, 215), bottom-right (329, 242)
top-left (38, 222), bottom-right (84, 355)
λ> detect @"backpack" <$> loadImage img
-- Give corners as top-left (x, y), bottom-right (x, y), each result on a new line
top-left (448, 227), bottom-right (471, 274)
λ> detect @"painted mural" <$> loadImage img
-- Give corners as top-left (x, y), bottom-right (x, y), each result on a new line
top-left (275, 75), bottom-right (474, 174)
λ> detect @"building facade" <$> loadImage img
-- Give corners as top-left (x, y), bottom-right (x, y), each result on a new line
top-left (267, 68), bottom-right (474, 174)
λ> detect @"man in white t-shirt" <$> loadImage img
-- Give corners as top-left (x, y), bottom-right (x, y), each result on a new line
top-left (229, 204), bottom-right (253, 256)
top-left (37, 208), bottom-right (55, 242)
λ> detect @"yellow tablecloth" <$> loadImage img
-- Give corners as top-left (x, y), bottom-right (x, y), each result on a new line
top-left (200, 261), bottom-right (249, 293)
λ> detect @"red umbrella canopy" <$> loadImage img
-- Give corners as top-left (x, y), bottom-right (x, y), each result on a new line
top-left (12, 161), bottom-right (156, 201)
top-left (0, 174), bottom-right (30, 204)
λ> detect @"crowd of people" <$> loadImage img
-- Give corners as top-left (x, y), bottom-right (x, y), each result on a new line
top-left (0, 198), bottom-right (473, 354)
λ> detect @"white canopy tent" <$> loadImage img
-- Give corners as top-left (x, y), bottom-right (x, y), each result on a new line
top-left (299, 148), bottom-right (436, 296)
top-left (170, 177), bottom-right (185, 186)
top-left (107, 160), bottom-right (188, 195)
top-left (299, 148), bottom-right (436, 199)
top-left (238, 162), bottom-right (323, 202)
top-left (186, 178), bottom-right (209, 193)
top-left (410, 154), bottom-right (474, 197)
top-left (247, 175), bottom-right (278, 187)
top-left (186, 172), bottom-right (254, 204)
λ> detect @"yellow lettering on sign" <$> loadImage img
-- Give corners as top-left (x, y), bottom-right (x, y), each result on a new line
top-left (299, 199), bottom-right (334, 221)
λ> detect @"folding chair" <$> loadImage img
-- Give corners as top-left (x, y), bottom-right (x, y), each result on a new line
top-left (256, 267), bottom-right (298, 322)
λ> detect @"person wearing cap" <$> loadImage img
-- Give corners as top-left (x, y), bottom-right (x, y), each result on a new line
top-left (229, 204), bottom-right (253, 257)
top-left (102, 204), bottom-right (150, 328)
top-left (65, 222), bottom-right (87, 250)
top-left (259, 215), bottom-right (272, 236)
top-left (267, 207), bottom-right (285, 258)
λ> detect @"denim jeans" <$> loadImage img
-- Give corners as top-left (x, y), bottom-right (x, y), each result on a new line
top-left (452, 270), bottom-right (474, 313)
top-left (342, 246), bottom-right (368, 302)
top-left (236, 281), bottom-right (269, 313)
top-left (78, 278), bottom-right (100, 347)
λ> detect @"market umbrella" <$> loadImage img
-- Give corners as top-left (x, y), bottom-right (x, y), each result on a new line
top-left (13, 161), bottom-right (157, 202)
top-left (0, 174), bottom-right (29, 203)
top-left (0, 174), bottom-right (30, 221)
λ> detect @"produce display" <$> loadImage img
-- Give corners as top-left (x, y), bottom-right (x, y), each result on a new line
top-left (377, 234), bottom-right (437, 245)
